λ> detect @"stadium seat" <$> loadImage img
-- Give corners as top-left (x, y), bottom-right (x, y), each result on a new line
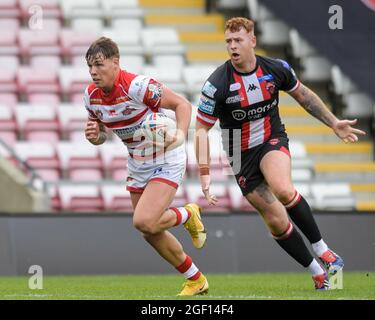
top-left (14, 141), bottom-right (60, 170)
top-left (111, 18), bottom-right (143, 31)
top-left (258, 20), bottom-right (289, 47)
top-left (18, 28), bottom-right (61, 58)
top-left (59, 184), bottom-right (104, 212)
top-left (30, 55), bottom-right (61, 70)
top-left (120, 55), bottom-right (145, 74)
top-left (60, 0), bottom-right (102, 19)
top-left (101, 184), bottom-right (132, 212)
top-left (170, 185), bottom-right (188, 208)
top-left (101, 29), bottom-right (144, 56)
top-left (100, 0), bottom-right (144, 19)
top-left (0, 130), bottom-right (17, 146)
top-left (60, 29), bottom-right (100, 61)
top-left (300, 56), bottom-right (332, 83)
top-left (151, 55), bottom-right (186, 69)
top-left (0, 105), bottom-right (17, 132)
top-left (0, 0), bottom-right (19, 18)
top-left (71, 18), bottom-right (104, 32)
top-left (35, 168), bottom-right (61, 182)
top-left (0, 26), bottom-right (18, 56)
top-left (57, 103), bottom-right (88, 138)
top-left (17, 66), bottom-right (60, 94)
top-left (58, 66), bottom-right (91, 98)
top-left (0, 68), bottom-right (17, 93)
top-left (25, 131), bottom-right (60, 144)
top-left (111, 168), bottom-right (128, 182)
top-left (57, 142), bottom-right (104, 175)
top-left (19, 0), bottom-right (61, 19)
top-left (99, 142), bottom-right (129, 176)
top-left (0, 93), bottom-right (17, 109)
top-left (343, 92), bottom-right (373, 118)
top-left (142, 66), bottom-right (186, 94)
top-left (248, 0), bottom-right (275, 22)
top-left (311, 183), bottom-right (355, 210)
top-left (182, 65), bottom-right (217, 95)
top-left (28, 93), bottom-right (60, 108)
top-left (15, 104), bottom-right (59, 138)
top-left (141, 28), bottom-right (186, 56)
top-left (69, 168), bottom-right (104, 182)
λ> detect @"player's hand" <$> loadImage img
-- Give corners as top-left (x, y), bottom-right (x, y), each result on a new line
top-left (200, 174), bottom-right (218, 205)
top-left (85, 121), bottom-right (100, 142)
top-left (332, 119), bottom-right (366, 143)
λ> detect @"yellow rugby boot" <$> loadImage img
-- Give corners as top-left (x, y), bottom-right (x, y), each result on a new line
top-left (177, 274), bottom-right (209, 296)
top-left (183, 203), bottom-right (207, 249)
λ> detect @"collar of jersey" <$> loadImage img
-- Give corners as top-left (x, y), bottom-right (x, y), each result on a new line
top-left (230, 55), bottom-right (260, 76)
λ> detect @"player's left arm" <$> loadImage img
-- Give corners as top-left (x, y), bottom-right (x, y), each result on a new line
top-left (160, 85), bottom-right (192, 148)
top-left (289, 83), bottom-right (366, 143)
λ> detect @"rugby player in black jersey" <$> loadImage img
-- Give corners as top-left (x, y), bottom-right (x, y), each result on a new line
top-left (194, 17), bottom-right (366, 289)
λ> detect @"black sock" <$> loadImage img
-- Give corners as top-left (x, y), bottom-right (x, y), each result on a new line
top-left (274, 222), bottom-right (314, 268)
top-left (286, 192), bottom-right (322, 244)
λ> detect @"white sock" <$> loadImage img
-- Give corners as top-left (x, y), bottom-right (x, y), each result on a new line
top-left (312, 239), bottom-right (329, 257)
top-left (307, 259), bottom-right (325, 276)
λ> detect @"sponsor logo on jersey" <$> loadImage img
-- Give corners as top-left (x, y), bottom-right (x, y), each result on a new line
top-left (229, 82), bottom-right (241, 91)
top-left (226, 95), bottom-right (244, 104)
top-left (147, 83), bottom-right (162, 101)
top-left (90, 98), bottom-right (102, 104)
top-left (116, 96), bottom-right (130, 102)
top-left (198, 95), bottom-right (216, 115)
top-left (202, 81), bottom-right (217, 98)
top-left (257, 74), bottom-right (274, 82)
top-left (232, 109), bottom-right (247, 120)
top-left (269, 138), bottom-right (279, 145)
top-left (247, 83), bottom-right (259, 92)
top-left (231, 99), bottom-right (278, 121)
top-left (113, 124), bottom-right (142, 139)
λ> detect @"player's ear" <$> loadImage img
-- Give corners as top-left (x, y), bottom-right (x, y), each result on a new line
top-left (112, 57), bottom-right (119, 67)
top-left (252, 35), bottom-right (257, 48)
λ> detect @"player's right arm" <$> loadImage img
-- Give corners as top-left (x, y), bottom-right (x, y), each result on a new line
top-left (195, 120), bottom-right (218, 205)
top-left (85, 120), bottom-right (107, 145)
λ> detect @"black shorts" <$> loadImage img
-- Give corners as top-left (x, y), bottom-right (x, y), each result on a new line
top-left (233, 134), bottom-right (290, 196)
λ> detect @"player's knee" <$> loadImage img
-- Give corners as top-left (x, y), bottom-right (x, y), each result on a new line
top-left (133, 217), bottom-right (157, 235)
top-left (274, 188), bottom-right (295, 205)
top-left (265, 212), bottom-right (288, 231)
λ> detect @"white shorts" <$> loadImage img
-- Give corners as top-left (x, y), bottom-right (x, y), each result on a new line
top-left (126, 145), bottom-right (186, 193)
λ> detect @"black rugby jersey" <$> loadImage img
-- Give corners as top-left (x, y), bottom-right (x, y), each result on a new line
top-left (196, 55), bottom-right (300, 152)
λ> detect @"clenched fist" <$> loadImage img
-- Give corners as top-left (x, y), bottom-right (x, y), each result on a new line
top-left (85, 120), bottom-right (100, 142)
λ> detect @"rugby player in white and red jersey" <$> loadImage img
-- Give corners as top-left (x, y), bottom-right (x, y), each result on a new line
top-left (195, 17), bottom-right (366, 290)
top-left (83, 37), bottom-right (208, 296)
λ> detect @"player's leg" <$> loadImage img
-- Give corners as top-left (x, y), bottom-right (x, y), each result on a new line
top-left (259, 148), bottom-right (344, 274)
top-left (132, 181), bottom-right (208, 295)
top-left (244, 182), bottom-right (329, 289)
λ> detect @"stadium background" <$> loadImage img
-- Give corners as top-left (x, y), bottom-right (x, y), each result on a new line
top-left (0, 0), bottom-right (374, 288)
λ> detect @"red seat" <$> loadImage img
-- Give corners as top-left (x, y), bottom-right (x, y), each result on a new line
top-left (111, 168), bottom-right (128, 182)
top-left (101, 185), bottom-right (133, 212)
top-left (14, 142), bottom-right (60, 170)
top-left (25, 131), bottom-right (60, 144)
top-left (59, 184), bottom-right (104, 212)
top-left (0, 0), bottom-right (20, 18)
top-left (28, 93), bottom-right (60, 108)
top-left (57, 104), bottom-right (88, 139)
top-left (99, 142), bottom-right (129, 178)
top-left (69, 168), bottom-right (103, 182)
top-left (60, 29), bottom-right (99, 61)
top-left (15, 104), bottom-right (59, 139)
top-left (0, 105), bottom-right (17, 132)
top-left (0, 130), bottom-right (17, 146)
top-left (18, 29), bottom-right (60, 59)
top-left (36, 168), bottom-right (60, 182)
top-left (17, 66), bottom-right (60, 94)
top-left (0, 68), bottom-right (17, 93)
top-left (0, 93), bottom-right (18, 109)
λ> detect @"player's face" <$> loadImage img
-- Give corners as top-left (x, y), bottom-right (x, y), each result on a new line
top-left (87, 53), bottom-right (119, 92)
top-left (225, 28), bottom-right (256, 67)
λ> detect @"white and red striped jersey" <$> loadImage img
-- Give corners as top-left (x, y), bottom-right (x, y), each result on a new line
top-left (83, 69), bottom-right (163, 157)
top-left (197, 55), bottom-right (300, 152)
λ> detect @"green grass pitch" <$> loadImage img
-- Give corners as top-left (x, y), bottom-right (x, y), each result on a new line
top-left (0, 272), bottom-right (374, 300)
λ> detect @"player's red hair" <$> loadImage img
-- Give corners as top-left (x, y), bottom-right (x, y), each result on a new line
top-left (225, 17), bottom-right (255, 34)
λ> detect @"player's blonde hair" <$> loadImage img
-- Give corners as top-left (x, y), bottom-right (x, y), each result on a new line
top-left (225, 17), bottom-right (255, 34)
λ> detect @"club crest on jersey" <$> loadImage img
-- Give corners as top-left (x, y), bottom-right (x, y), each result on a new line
top-left (266, 82), bottom-right (276, 94)
top-left (229, 82), bottom-right (241, 91)
top-left (122, 107), bottom-right (137, 116)
top-left (238, 176), bottom-right (247, 189)
top-left (232, 109), bottom-right (247, 120)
